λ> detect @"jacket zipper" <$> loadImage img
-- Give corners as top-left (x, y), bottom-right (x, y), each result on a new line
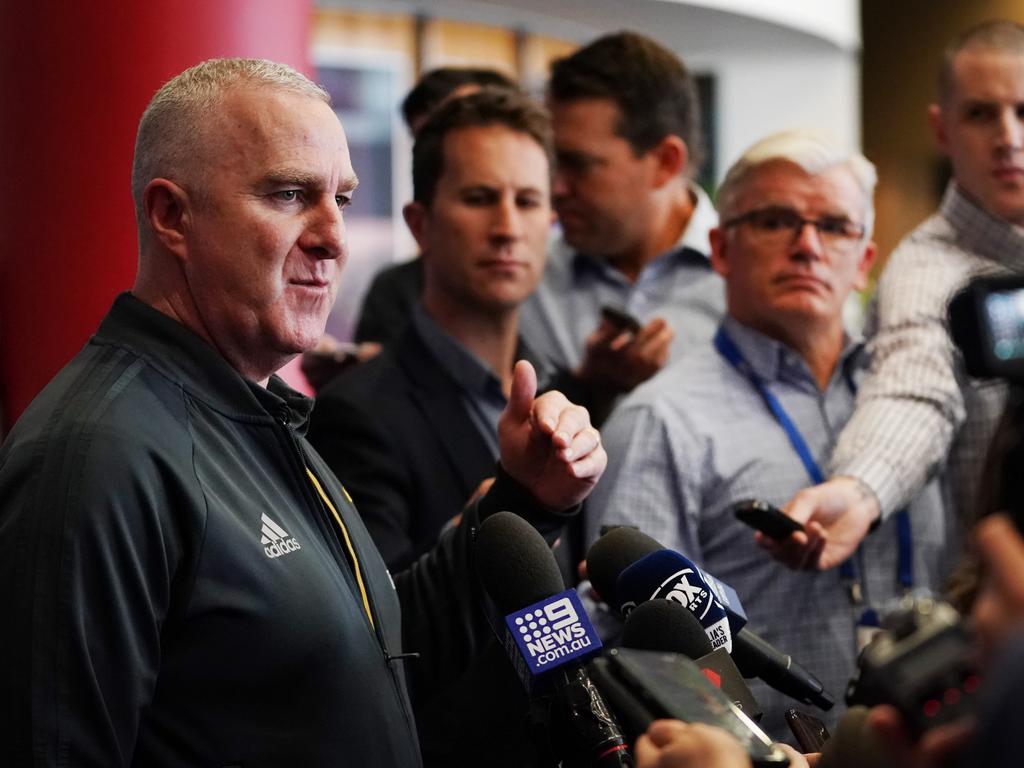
top-left (272, 408), bottom-right (418, 738)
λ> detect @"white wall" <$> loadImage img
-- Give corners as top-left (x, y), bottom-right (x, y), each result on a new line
top-left (323, 0), bottom-right (863, 184)
top-left (691, 49), bottom-right (862, 179)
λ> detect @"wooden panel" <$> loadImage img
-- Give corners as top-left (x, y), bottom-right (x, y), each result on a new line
top-left (862, 0), bottom-right (1024, 269)
top-left (520, 34), bottom-right (578, 93)
top-left (311, 8), bottom-right (416, 52)
top-left (420, 18), bottom-right (518, 75)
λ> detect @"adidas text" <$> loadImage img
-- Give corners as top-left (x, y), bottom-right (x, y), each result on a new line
top-left (264, 538), bottom-right (302, 559)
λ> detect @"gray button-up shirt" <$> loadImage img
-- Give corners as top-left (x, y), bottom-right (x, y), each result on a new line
top-left (585, 316), bottom-right (955, 742)
top-left (519, 185), bottom-right (725, 371)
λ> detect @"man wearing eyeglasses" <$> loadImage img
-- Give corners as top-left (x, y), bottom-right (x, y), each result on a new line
top-left (780, 20), bottom-right (1024, 576)
top-left (585, 130), bottom-right (950, 742)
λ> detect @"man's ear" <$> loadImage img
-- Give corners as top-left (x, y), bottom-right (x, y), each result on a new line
top-left (927, 103), bottom-right (949, 155)
top-left (709, 226), bottom-right (730, 278)
top-left (403, 200), bottom-right (430, 252)
top-left (648, 135), bottom-right (689, 188)
top-left (853, 240), bottom-right (878, 292)
top-left (143, 178), bottom-right (191, 259)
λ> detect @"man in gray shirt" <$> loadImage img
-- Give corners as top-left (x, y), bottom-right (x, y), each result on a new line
top-left (586, 131), bottom-right (952, 741)
top-left (519, 31), bottom-right (724, 421)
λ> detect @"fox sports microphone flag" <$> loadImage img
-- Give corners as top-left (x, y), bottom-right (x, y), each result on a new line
top-left (617, 549), bottom-right (733, 653)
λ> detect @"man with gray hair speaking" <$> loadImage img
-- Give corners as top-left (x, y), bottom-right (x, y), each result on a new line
top-left (0, 58), bottom-right (605, 767)
top-left (585, 131), bottom-right (951, 741)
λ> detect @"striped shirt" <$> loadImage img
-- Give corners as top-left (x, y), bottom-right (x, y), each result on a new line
top-left (831, 182), bottom-right (1024, 525)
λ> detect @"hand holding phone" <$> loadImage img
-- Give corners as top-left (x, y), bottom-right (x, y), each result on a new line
top-left (731, 499), bottom-right (804, 540)
top-left (600, 305), bottom-right (642, 334)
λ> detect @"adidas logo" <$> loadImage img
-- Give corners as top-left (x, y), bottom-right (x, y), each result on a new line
top-left (261, 513), bottom-right (302, 559)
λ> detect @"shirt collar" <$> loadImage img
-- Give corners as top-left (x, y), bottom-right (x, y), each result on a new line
top-left (719, 315), bottom-right (864, 388)
top-left (411, 304), bottom-right (552, 398)
top-left (413, 304), bottom-right (502, 398)
top-left (568, 182), bottom-right (715, 277)
top-left (942, 181), bottom-right (1024, 269)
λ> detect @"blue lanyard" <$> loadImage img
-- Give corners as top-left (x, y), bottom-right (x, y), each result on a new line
top-left (714, 328), bottom-right (914, 598)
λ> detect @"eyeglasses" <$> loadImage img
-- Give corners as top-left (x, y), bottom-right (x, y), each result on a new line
top-left (721, 206), bottom-right (866, 253)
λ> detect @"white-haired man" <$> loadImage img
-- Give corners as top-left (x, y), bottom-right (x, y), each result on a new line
top-left (0, 59), bottom-right (605, 767)
top-left (585, 131), bottom-right (951, 741)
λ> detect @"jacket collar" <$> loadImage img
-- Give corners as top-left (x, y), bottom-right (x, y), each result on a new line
top-left (95, 293), bottom-right (314, 431)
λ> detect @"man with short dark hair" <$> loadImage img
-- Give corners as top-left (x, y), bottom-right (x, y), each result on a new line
top-left (520, 31), bottom-right (724, 419)
top-left (401, 66), bottom-right (517, 135)
top-left (781, 20), bottom-right (1024, 573)
top-left (310, 88), bottom-right (554, 572)
top-left (351, 66), bottom-right (519, 349)
top-left (0, 58), bottom-right (605, 768)
top-left (309, 87), bottom-right (561, 766)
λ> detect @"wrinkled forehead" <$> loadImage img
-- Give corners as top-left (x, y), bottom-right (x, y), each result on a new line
top-left (182, 86), bottom-right (348, 191)
top-left (218, 85), bottom-right (345, 147)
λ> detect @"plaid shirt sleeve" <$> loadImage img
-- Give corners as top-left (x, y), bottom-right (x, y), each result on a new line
top-left (829, 232), bottom-right (973, 517)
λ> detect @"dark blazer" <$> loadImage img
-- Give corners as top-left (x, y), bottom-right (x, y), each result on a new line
top-left (308, 323), bottom-right (554, 768)
top-left (308, 322), bottom-right (497, 572)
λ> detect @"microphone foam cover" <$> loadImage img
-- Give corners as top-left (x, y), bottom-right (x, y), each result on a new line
top-left (621, 599), bottom-right (714, 659)
top-left (586, 527), bottom-right (663, 609)
top-left (476, 511), bottom-right (565, 612)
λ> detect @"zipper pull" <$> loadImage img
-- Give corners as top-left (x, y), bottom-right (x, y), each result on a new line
top-left (386, 651), bottom-right (420, 665)
top-left (276, 407), bottom-right (291, 427)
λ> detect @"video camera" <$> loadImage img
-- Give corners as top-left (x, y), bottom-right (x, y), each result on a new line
top-left (846, 596), bottom-right (981, 737)
top-left (949, 274), bottom-right (1024, 383)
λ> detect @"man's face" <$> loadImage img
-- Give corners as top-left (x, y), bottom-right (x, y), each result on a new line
top-left (549, 98), bottom-right (661, 259)
top-left (711, 161), bottom-right (875, 340)
top-left (931, 49), bottom-right (1024, 224)
top-left (406, 124), bottom-right (550, 317)
top-left (180, 86), bottom-right (357, 381)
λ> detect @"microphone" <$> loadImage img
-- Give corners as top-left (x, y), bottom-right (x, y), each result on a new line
top-left (476, 512), bottom-right (632, 767)
top-left (589, 527), bottom-right (748, 636)
top-left (587, 527), bottom-right (834, 711)
top-left (622, 600), bottom-right (763, 722)
top-left (621, 598), bottom-right (713, 658)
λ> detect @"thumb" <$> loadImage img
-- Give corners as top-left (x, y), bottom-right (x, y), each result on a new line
top-left (784, 488), bottom-right (817, 525)
top-left (506, 360), bottom-right (537, 423)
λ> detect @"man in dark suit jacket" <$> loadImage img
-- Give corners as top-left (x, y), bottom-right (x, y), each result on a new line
top-left (309, 87), bottom-right (556, 572)
top-left (308, 85), bottom-right (563, 768)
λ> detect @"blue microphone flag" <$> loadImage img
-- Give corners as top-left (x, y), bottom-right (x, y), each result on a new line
top-left (502, 588), bottom-right (603, 691)
top-left (617, 550), bottom-right (733, 653)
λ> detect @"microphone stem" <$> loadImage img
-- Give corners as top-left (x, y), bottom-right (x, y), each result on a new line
top-left (556, 667), bottom-right (633, 767)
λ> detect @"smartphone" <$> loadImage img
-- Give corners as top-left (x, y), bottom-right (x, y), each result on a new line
top-left (600, 305), bottom-right (642, 334)
top-left (731, 499), bottom-right (804, 540)
top-left (784, 708), bottom-right (830, 752)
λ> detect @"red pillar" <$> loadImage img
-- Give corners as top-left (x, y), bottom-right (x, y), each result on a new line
top-left (0, 0), bottom-right (313, 431)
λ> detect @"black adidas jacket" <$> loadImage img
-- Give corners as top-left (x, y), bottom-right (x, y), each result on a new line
top-left (0, 293), bottom-right (567, 767)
